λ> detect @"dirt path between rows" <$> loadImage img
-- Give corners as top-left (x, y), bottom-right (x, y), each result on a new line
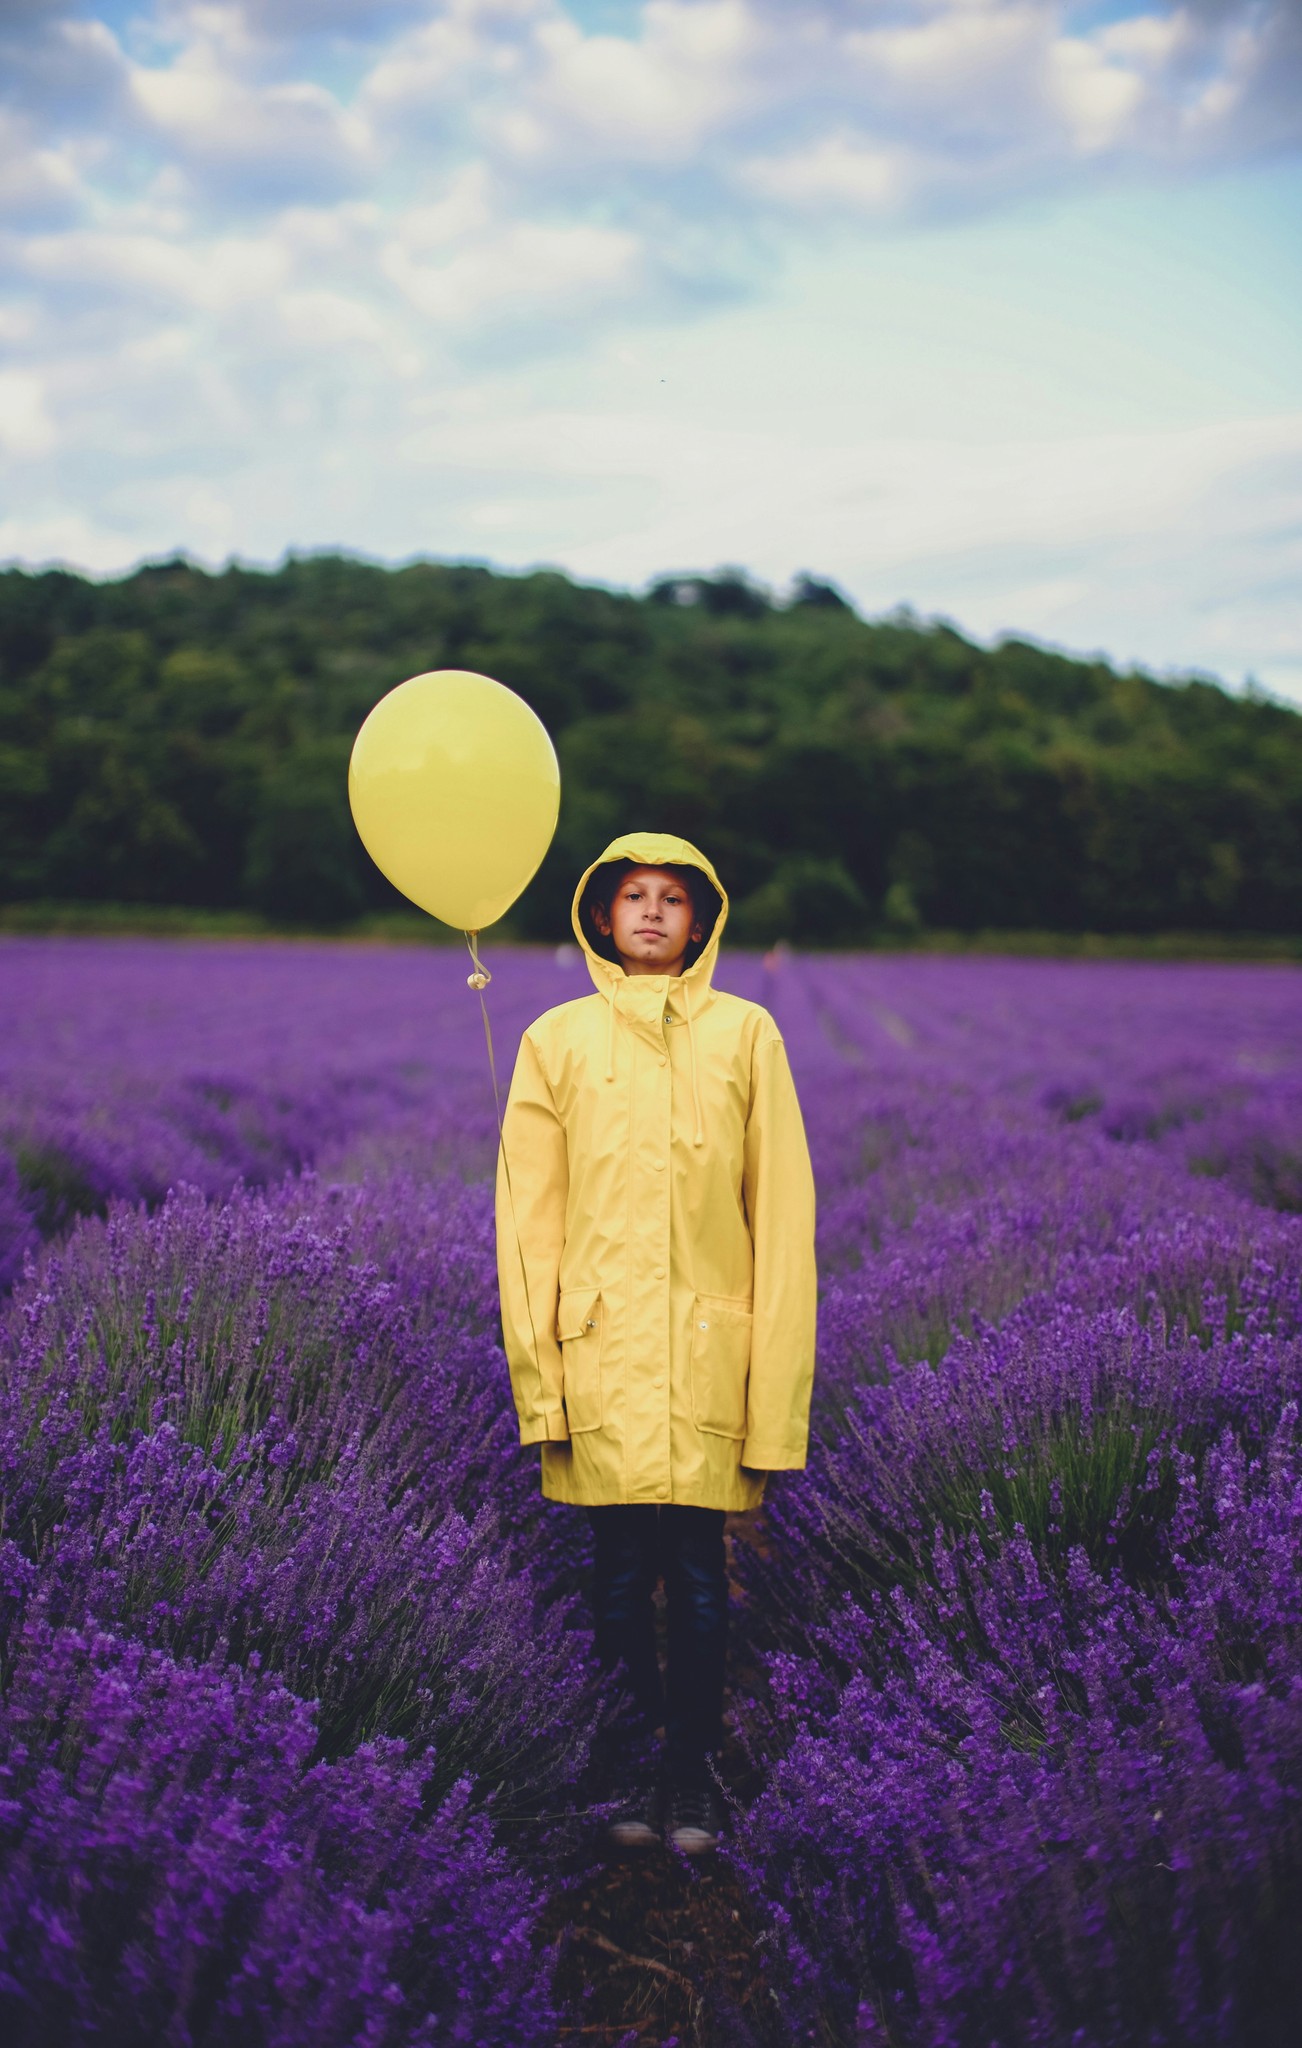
top-left (540, 1509), bottom-right (788, 2047)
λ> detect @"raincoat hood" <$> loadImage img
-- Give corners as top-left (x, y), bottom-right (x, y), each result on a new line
top-left (571, 832), bottom-right (729, 1147)
top-left (570, 831), bottom-right (729, 995)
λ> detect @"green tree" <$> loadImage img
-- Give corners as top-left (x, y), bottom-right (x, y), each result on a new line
top-left (0, 554), bottom-right (1298, 940)
top-left (243, 741), bottom-right (365, 925)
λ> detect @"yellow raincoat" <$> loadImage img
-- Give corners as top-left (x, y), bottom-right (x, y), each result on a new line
top-left (495, 831), bottom-right (817, 1510)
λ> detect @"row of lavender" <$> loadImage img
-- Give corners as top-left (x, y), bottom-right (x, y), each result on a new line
top-left (3, 938), bottom-right (1302, 2043)
top-left (0, 936), bottom-right (531, 1286)
top-left (0, 942), bottom-right (631, 2041)
top-left (730, 957), bottom-right (1302, 2045)
top-left (0, 1167), bottom-right (620, 2043)
top-left (4, 939), bottom-right (1299, 1265)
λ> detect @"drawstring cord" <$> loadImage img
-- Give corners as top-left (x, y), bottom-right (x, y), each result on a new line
top-left (465, 930), bottom-right (547, 1426)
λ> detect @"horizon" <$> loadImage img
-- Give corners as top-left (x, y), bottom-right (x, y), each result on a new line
top-left (6, 541), bottom-right (1295, 711)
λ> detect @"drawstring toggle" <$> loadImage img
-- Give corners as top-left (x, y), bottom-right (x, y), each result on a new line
top-left (464, 930), bottom-right (492, 991)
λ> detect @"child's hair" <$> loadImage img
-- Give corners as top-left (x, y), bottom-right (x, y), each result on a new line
top-left (578, 858), bottom-right (723, 971)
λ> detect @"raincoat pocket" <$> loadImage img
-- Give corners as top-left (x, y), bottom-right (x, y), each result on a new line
top-left (689, 1293), bottom-right (752, 1439)
top-left (557, 1287), bottom-right (604, 1433)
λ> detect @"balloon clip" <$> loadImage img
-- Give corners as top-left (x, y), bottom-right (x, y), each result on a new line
top-left (464, 932), bottom-right (493, 993)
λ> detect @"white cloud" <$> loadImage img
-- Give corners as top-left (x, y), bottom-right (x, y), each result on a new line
top-left (514, 0), bottom-right (768, 162)
top-left (1047, 34), bottom-right (1148, 152)
top-left (17, 224), bottom-right (288, 315)
top-left (846, 1), bottom-right (1047, 98)
top-left (1096, 9), bottom-right (1190, 67)
top-left (359, 0), bottom-right (553, 129)
top-left (129, 43), bottom-right (371, 203)
top-left (739, 132), bottom-right (909, 213)
top-left (380, 212), bottom-right (644, 330)
top-left (16, 4), bottom-right (1302, 225)
top-left (0, 10), bottom-right (130, 136)
top-left (0, 370), bottom-right (57, 456)
top-left (0, 111), bottom-right (82, 225)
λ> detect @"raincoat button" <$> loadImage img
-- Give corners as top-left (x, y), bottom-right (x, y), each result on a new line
top-left (653, 1158), bottom-right (665, 1171)
top-left (656, 1483), bottom-right (668, 1498)
top-left (654, 1265), bottom-right (665, 1278)
top-left (699, 1320), bottom-right (709, 1330)
top-left (653, 1374), bottom-right (664, 1389)
top-left (658, 1056), bottom-right (667, 1067)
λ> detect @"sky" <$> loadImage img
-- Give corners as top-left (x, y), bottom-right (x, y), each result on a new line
top-left (2, 1), bottom-right (1300, 699)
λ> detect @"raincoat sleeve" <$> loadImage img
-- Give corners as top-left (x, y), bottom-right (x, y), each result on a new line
top-left (495, 1029), bottom-right (571, 1445)
top-left (740, 1031), bottom-right (817, 1469)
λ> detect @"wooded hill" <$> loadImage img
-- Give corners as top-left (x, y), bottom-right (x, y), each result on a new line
top-left (1, 553), bottom-right (1299, 944)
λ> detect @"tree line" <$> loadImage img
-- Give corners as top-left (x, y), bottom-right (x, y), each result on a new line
top-left (1, 552), bottom-right (1299, 943)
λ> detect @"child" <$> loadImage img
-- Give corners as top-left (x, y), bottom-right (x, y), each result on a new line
top-left (495, 831), bottom-right (817, 1854)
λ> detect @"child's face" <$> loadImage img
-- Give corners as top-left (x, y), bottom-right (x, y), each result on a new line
top-left (592, 866), bottom-right (704, 977)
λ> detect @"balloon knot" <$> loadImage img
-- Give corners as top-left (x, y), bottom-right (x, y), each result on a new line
top-left (467, 971), bottom-right (490, 991)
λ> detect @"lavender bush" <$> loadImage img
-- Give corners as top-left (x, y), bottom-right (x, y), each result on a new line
top-left (0, 1161), bottom-right (608, 2039)
top-left (2, 935), bottom-right (1301, 2044)
top-left (0, 1621), bottom-right (558, 2048)
top-left (0, 1153), bottom-right (36, 1294)
top-left (724, 958), bottom-right (1302, 2045)
top-left (3, 1175), bottom-right (602, 1788)
top-left (0, 936), bottom-right (556, 1229)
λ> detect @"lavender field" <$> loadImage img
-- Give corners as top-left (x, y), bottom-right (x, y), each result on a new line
top-left (2, 935), bottom-right (1302, 2047)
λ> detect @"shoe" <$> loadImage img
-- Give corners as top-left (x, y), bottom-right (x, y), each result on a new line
top-left (604, 1771), bottom-right (663, 1850)
top-left (665, 1780), bottom-right (723, 1855)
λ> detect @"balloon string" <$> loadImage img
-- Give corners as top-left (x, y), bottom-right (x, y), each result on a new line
top-left (465, 930), bottom-right (549, 1433)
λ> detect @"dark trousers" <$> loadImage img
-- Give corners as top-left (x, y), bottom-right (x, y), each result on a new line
top-left (585, 1503), bottom-right (728, 1788)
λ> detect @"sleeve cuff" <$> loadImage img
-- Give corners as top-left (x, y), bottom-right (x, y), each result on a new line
top-left (741, 1440), bottom-right (807, 1469)
top-left (518, 1410), bottom-right (570, 1445)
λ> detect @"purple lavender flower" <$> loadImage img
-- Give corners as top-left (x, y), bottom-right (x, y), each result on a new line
top-left (4, 935), bottom-right (1302, 2041)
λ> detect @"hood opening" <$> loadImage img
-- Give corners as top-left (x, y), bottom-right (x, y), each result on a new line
top-left (577, 857), bottom-right (723, 975)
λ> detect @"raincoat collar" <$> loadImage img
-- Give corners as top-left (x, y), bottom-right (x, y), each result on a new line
top-left (571, 832), bottom-right (730, 1148)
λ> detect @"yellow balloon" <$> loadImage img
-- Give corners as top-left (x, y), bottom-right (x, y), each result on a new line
top-left (348, 669), bottom-right (560, 930)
